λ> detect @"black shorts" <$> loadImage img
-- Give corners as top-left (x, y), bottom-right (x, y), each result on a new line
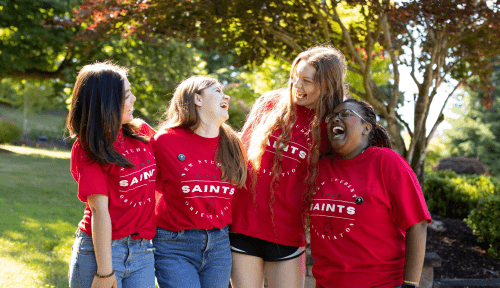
top-left (229, 233), bottom-right (305, 262)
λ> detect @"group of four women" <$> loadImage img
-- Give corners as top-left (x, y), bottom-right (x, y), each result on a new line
top-left (67, 45), bottom-right (431, 288)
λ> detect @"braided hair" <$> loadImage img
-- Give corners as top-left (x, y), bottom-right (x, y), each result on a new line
top-left (344, 99), bottom-right (392, 149)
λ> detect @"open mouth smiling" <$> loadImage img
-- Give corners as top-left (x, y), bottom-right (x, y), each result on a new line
top-left (331, 126), bottom-right (345, 138)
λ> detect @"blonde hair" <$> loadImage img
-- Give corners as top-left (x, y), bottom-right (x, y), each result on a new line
top-left (159, 75), bottom-right (247, 187)
top-left (242, 45), bottom-right (347, 238)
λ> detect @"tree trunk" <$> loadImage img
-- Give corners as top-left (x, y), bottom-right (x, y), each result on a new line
top-left (23, 94), bottom-right (28, 143)
top-left (411, 137), bottom-right (427, 190)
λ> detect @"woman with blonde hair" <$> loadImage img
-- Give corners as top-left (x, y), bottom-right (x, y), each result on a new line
top-left (230, 45), bottom-right (346, 288)
top-left (151, 75), bottom-right (247, 288)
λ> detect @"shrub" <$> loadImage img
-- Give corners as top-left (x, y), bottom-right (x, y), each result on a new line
top-left (424, 170), bottom-right (500, 219)
top-left (436, 156), bottom-right (489, 175)
top-left (0, 120), bottom-right (22, 143)
top-left (466, 196), bottom-right (500, 260)
top-left (27, 127), bottom-right (62, 142)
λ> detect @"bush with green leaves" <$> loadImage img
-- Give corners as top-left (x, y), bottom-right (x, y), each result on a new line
top-left (424, 170), bottom-right (500, 219)
top-left (0, 120), bottom-right (22, 143)
top-left (466, 196), bottom-right (500, 259)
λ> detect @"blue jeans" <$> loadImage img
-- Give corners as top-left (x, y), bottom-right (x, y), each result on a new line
top-left (153, 226), bottom-right (232, 288)
top-left (68, 229), bottom-right (155, 288)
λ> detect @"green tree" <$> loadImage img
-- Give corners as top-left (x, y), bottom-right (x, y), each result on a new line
top-left (62, 35), bottom-right (203, 123)
top-left (444, 62), bottom-right (500, 176)
top-left (0, 0), bottom-right (81, 80)
top-left (72, 0), bottom-right (500, 184)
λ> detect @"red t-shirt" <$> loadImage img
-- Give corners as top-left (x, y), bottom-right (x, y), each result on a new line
top-left (231, 97), bottom-right (329, 247)
top-left (71, 122), bottom-right (157, 240)
top-left (310, 147), bottom-right (432, 288)
top-left (151, 127), bottom-right (236, 231)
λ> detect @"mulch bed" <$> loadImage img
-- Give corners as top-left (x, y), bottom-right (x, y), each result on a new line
top-left (426, 214), bottom-right (500, 279)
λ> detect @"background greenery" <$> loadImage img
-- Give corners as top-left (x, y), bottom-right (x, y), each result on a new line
top-left (0, 145), bottom-right (80, 287)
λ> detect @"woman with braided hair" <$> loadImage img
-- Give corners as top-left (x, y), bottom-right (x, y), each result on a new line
top-left (309, 99), bottom-right (431, 288)
top-left (230, 45), bottom-right (345, 288)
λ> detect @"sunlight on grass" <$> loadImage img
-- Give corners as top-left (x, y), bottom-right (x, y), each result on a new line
top-left (0, 144), bottom-right (70, 159)
top-left (0, 252), bottom-right (42, 287)
top-left (0, 150), bottom-right (81, 287)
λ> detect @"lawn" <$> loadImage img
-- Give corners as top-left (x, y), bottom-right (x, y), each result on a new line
top-left (0, 104), bottom-right (67, 138)
top-left (0, 144), bottom-right (83, 287)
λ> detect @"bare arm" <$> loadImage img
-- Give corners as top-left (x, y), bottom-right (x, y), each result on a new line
top-left (403, 220), bottom-right (428, 286)
top-left (88, 194), bottom-right (117, 288)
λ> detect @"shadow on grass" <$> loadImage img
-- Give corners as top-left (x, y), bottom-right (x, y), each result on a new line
top-left (0, 152), bottom-right (84, 287)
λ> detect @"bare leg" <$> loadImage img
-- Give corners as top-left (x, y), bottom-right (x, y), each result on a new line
top-left (265, 253), bottom-right (306, 288)
top-left (230, 252), bottom-right (265, 288)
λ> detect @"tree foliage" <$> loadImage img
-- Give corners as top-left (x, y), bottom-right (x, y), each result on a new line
top-left (0, 0), bottom-right (81, 80)
top-left (444, 61), bottom-right (500, 176)
top-left (72, 0), bottom-right (500, 183)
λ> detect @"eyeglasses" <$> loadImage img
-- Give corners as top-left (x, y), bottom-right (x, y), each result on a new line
top-left (325, 109), bottom-right (368, 123)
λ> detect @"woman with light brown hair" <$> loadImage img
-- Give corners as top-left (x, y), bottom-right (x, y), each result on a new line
top-left (230, 45), bottom-right (346, 288)
top-left (151, 75), bottom-right (247, 288)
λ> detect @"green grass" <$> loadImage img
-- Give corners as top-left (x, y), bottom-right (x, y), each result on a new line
top-left (0, 145), bottom-right (83, 287)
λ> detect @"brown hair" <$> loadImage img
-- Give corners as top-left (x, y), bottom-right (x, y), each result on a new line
top-left (66, 61), bottom-right (148, 167)
top-left (343, 99), bottom-right (392, 149)
top-left (159, 75), bottom-right (247, 187)
top-left (242, 45), bottom-right (347, 237)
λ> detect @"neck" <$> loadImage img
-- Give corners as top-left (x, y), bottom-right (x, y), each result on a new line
top-left (193, 120), bottom-right (221, 138)
top-left (336, 145), bottom-right (370, 160)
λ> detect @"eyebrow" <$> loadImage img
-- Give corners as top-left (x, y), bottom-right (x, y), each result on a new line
top-left (293, 73), bottom-right (314, 81)
top-left (124, 89), bottom-right (131, 94)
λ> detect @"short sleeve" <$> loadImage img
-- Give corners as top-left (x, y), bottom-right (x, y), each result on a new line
top-left (70, 141), bottom-right (109, 202)
top-left (384, 150), bottom-right (431, 231)
top-left (150, 132), bottom-right (170, 190)
top-left (139, 121), bottom-right (156, 137)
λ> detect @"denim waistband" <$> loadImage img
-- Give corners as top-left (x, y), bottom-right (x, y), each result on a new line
top-left (158, 225), bottom-right (228, 234)
top-left (75, 228), bottom-right (151, 243)
top-left (190, 226), bottom-right (228, 232)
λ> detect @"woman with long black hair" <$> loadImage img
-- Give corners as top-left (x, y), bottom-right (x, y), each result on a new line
top-left (67, 61), bottom-right (156, 288)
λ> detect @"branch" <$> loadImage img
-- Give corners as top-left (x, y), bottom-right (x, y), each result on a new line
top-left (396, 112), bottom-right (413, 138)
top-left (348, 85), bottom-right (367, 99)
top-left (1, 50), bottom-right (75, 81)
top-left (347, 65), bottom-right (362, 74)
top-left (426, 113), bottom-right (444, 147)
top-left (323, 2), bottom-right (366, 70)
top-left (404, 26), bottom-right (421, 89)
top-left (307, 0), bottom-right (331, 43)
top-left (426, 78), bottom-right (465, 146)
top-left (255, 36), bottom-right (293, 63)
top-left (262, 25), bottom-right (304, 52)
top-left (304, 19), bottom-right (318, 44)
top-left (380, 11), bottom-right (400, 110)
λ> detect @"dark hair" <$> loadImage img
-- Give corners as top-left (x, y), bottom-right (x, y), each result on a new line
top-left (159, 75), bottom-right (247, 187)
top-left (343, 99), bottom-right (392, 149)
top-left (66, 61), bottom-right (149, 167)
top-left (242, 45), bottom-right (346, 240)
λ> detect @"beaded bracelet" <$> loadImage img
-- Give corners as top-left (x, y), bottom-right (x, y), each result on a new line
top-left (94, 269), bottom-right (115, 278)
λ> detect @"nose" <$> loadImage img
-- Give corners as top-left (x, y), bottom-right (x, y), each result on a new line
top-left (223, 94), bottom-right (230, 101)
top-left (332, 113), bottom-right (341, 122)
top-left (131, 94), bottom-right (137, 103)
top-left (292, 78), bottom-right (301, 89)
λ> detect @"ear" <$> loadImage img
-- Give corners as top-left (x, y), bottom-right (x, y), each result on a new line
top-left (362, 123), bottom-right (372, 136)
top-left (194, 93), bottom-right (202, 107)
